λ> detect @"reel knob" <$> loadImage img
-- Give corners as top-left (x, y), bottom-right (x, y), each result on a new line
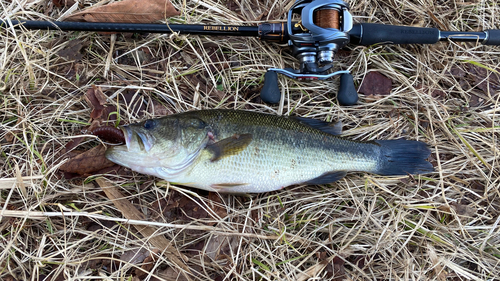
top-left (260, 71), bottom-right (281, 104)
top-left (337, 73), bottom-right (358, 106)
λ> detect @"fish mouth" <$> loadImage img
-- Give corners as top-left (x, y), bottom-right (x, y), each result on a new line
top-left (122, 126), bottom-right (155, 152)
top-left (105, 126), bottom-right (155, 168)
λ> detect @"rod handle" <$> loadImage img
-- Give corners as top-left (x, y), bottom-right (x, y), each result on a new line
top-left (350, 23), bottom-right (439, 46)
top-left (260, 71), bottom-right (281, 104)
top-left (484, 30), bottom-right (500, 45)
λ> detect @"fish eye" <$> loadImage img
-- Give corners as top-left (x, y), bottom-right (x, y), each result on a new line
top-left (143, 119), bottom-right (156, 130)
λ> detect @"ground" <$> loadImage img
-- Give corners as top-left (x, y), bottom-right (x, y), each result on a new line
top-left (1, 0), bottom-right (499, 280)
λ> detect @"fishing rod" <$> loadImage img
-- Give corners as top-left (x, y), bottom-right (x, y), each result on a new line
top-left (2, 0), bottom-right (499, 105)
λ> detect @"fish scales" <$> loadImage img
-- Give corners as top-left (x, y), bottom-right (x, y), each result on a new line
top-left (178, 110), bottom-right (377, 192)
top-left (105, 109), bottom-right (433, 193)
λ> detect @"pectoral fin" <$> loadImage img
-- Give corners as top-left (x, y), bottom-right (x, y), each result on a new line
top-left (206, 134), bottom-right (252, 161)
top-left (304, 171), bottom-right (347, 185)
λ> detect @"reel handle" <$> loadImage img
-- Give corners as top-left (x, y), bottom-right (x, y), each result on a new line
top-left (261, 70), bottom-right (358, 105)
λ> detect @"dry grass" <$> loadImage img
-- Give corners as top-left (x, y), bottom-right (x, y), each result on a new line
top-left (1, 0), bottom-right (500, 280)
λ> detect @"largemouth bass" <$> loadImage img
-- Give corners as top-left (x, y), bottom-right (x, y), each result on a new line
top-left (105, 109), bottom-right (433, 193)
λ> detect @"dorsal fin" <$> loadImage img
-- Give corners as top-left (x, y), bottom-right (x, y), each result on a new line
top-left (292, 116), bottom-right (342, 135)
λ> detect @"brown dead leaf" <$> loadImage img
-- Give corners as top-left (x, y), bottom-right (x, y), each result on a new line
top-left (331, 256), bottom-right (346, 281)
top-left (53, 0), bottom-right (76, 8)
top-left (77, 254), bottom-right (120, 277)
top-left (118, 90), bottom-right (147, 118)
top-left (150, 191), bottom-right (226, 230)
top-left (226, 0), bottom-right (240, 12)
top-left (64, 136), bottom-right (85, 153)
top-left (204, 234), bottom-right (238, 261)
top-left (65, 0), bottom-right (180, 23)
top-left (57, 39), bottom-right (85, 61)
top-left (467, 64), bottom-right (500, 94)
top-left (449, 66), bottom-right (467, 78)
top-left (4, 116), bottom-right (22, 144)
top-left (14, 163), bottom-right (28, 198)
top-left (431, 89), bottom-right (446, 100)
top-left (447, 66), bottom-right (469, 90)
top-left (428, 245), bottom-right (447, 281)
top-left (469, 94), bottom-right (483, 107)
top-left (352, 255), bottom-right (367, 270)
top-left (297, 256), bottom-right (333, 281)
top-left (85, 85), bottom-right (108, 119)
top-left (450, 202), bottom-right (476, 217)
top-left (5, 131), bottom-right (15, 143)
top-left (446, 63), bottom-right (500, 107)
top-left (120, 248), bottom-right (150, 265)
top-left (437, 204), bottom-right (452, 213)
top-left (135, 249), bottom-right (161, 279)
top-left (208, 192), bottom-right (228, 221)
top-left (149, 100), bottom-right (173, 116)
top-left (358, 71), bottom-right (392, 96)
top-left (157, 267), bottom-right (189, 281)
top-left (415, 83), bottom-right (446, 100)
top-left (186, 74), bottom-right (225, 100)
top-left (457, 64), bottom-right (498, 107)
top-left (321, 253), bottom-right (346, 280)
top-left (59, 144), bottom-right (115, 174)
top-left (92, 164), bottom-right (124, 176)
top-left (178, 196), bottom-right (207, 220)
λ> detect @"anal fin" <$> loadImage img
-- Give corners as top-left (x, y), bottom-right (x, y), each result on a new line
top-left (304, 171), bottom-right (347, 185)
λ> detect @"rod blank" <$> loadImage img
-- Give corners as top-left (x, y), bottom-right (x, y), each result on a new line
top-left (0, 20), bottom-right (259, 37)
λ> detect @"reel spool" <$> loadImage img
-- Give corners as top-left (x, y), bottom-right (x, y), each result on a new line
top-left (314, 8), bottom-right (340, 30)
top-left (261, 0), bottom-right (358, 106)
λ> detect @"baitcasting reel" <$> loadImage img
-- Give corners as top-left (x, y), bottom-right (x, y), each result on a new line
top-left (260, 0), bottom-right (358, 105)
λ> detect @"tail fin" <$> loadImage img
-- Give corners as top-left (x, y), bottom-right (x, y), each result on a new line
top-left (374, 139), bottom-right (434, 175)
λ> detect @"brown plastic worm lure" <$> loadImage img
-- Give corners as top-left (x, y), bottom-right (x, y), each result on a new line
top-left (92, 126), bottom-right (125, 144)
